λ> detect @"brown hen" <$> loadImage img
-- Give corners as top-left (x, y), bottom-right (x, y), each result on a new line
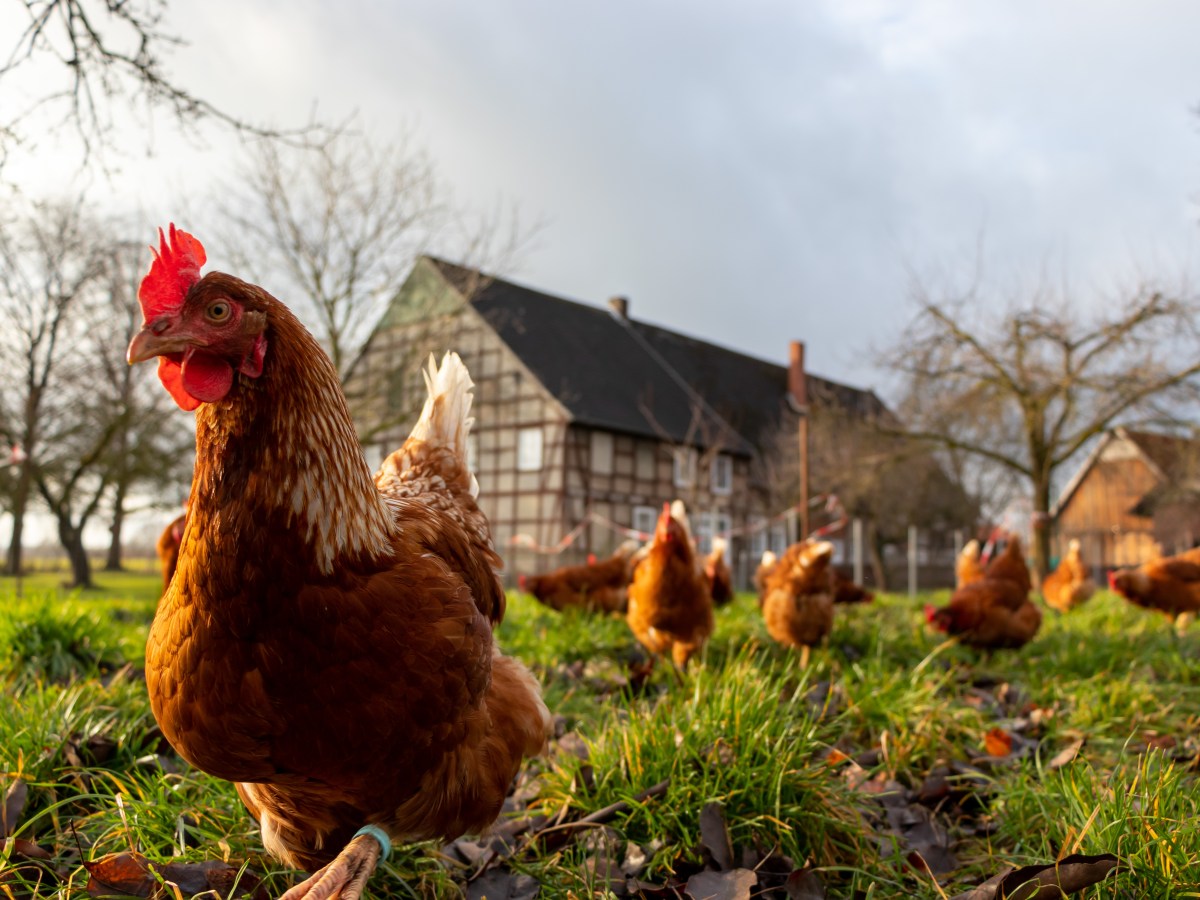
top-left (704, 537), bottom-right (734, 607)
top-left (926, 536), bottom-right (1041, 651)
top-left (1041, 539), bottom-right (1096, 613)
top-left (956, 539), bottom-right (986, 588)
top-left (1109, 547), bottom-right (1200, 636)
top-left (127, 226), bottom-right (550, 900)
top-left (155, 511), bottom-right (186, 593)
top-left (760, 539), bottom-right (836, 667)
top-left (519, 540), bottom-right (640, 613)
top-left (626, 502), bottom-right (714, 669)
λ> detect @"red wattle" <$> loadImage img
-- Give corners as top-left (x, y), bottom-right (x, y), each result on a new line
top-left (181, 351), bottom-right (234, 404)
top-left (157, 357), bottom-right (201, 411)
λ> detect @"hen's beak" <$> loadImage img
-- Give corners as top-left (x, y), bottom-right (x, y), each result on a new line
top-left (127, 325), bottom-right (190, 364)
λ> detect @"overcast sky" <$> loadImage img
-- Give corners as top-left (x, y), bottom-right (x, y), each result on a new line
top-left (6, 0), bottom-right (1200, 397)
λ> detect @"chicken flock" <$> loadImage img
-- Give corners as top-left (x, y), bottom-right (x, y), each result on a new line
top-left (137, 226), bottom-right (1198, 899)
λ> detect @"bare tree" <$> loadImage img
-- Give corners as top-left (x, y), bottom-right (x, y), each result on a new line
top-left (882, 269), bottom-right (1200, 579)
top-left (758, 398), bottom-right (979, 588)
top-left (0, 198), bottom-right (105, 575)
top-left (211, 128), bottom-right (535, 437)
top-left (89, 239), bottom-right (192, 570)
top-left (1, 0), bottom-right (317, 169)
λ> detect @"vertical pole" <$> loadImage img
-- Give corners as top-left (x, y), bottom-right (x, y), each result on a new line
top-left (908, 524), bottom-right (918, 597)
top-left (953, 528), bottom-right (963, 558)
top-left (852, 517), bottom-right (864, 584)
top-left (799, 414), bottom-right (810, 540)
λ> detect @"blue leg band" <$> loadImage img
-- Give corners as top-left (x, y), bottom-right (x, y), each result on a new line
top-left (354, 824), bottom-right (392, 858)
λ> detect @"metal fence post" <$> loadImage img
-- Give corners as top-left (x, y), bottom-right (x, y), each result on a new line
top-left (852, 518), bottom-right (864, 585)
top-left (908, 524), bottom-right (918, 597)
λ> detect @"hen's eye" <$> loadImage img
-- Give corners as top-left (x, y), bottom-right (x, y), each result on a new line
top-left (206, 301), bottom-right (231, 322)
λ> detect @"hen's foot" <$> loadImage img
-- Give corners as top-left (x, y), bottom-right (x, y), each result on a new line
top-left (280, 831), bottom-right (385, 900)
top-left (1176, 612), bottom-right (1195, 638)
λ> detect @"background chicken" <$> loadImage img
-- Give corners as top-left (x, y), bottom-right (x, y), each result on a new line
top-left (1041, 538), bottom-right (1096, 613)
top-left (760, 539), bottom-right (836, 667)
top-left (127, 226), bottom-right (550, 900)
top-left (1108, 548), bottom-right (1200, 636)
top-left (956, 538), bottom-right (986, 588)
top-left (832, 568), bottom-right (873, 605)
top-left (626, 502), bottom-right (714, 670)
top-left (704, 536), bottom-right (734, 607)
top-left (926, 535), bottom-right (1042, 651)
top-left (754, 550), bottom-right (778, 604)
top-left (154, 510), bottom-right (186, 593)
top-left (518, 540), bottom-right (640, 613)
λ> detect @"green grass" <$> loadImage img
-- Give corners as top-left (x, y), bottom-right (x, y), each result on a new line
top-left (2, 575), bottom-right (1198, 897)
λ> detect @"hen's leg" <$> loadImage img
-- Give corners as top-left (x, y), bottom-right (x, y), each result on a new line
top-left (280, 828), bottom-right (387, 900)
top-left (1176, 612), bottom-right (1195, 638)
top-left (798, 644), bottom-right (811, 669)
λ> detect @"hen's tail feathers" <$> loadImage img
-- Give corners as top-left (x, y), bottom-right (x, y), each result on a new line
top-left (382, 352), bottom-right (479, 498)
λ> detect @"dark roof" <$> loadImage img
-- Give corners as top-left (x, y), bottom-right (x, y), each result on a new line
top-left (427, 257), bottom-right (886, 455)
top-left (1122, 429), bottom-right (1200, 480)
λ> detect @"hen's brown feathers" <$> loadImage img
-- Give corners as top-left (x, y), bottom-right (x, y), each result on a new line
top-left (145, 273), bottom-right (548, 873)
top-left (928, 536), bottom-right (1041, 650)
top-left (760, 540), bottom-right (835, 651)
top-left (625, 506), bottom-right (713, 668)
top-left (155, 513), bottom-right (186, 592)
top-left (521, 545), bottom-right (637, 614)
top-left (1041, 540), bottom-right (1096, 613)
top-left (955, 539), bottom-right (985, 588)
top-left (1109, 548), bottom-right (1200, 626)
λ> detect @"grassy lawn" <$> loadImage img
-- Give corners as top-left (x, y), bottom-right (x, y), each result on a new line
top-left (1, 572), bottom-right (1198, 897)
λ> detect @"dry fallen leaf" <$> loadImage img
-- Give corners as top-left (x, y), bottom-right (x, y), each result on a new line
top-left (698, 801), bottom-right (734, 872)
top-left (984, 728), bottom-right (1014, 757)
top-left (784, 867), bottom-right (827, 899)
top-left (949, 853), bottom-right (1118, 900)
top-left (83, 851), bottom-right (266, 899)
top-left (685, 868), bottom-right (758, 900)
top-left (2, 779), bottom-right (28, 837)
top-left (1046, 738), bottom-right (1085, 771)
top-left (465, 868), bottom-right (541, 900)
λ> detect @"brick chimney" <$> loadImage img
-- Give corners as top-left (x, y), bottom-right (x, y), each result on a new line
top-left (788, 340), bottom-right (807, 409)
top-left (608, 295), bottom-right (629, 319)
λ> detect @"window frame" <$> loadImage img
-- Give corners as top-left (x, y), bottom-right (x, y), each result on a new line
top-left (516, 426), bottom-right (543, 472)
top-left (590, 430), bottom-right (614, 475)
top-left (673, 447), bottom-right (697, 488)
top-left (632, 505), bottom-right (657, 539)
top-left (710, 453), bottom-right (733, 495)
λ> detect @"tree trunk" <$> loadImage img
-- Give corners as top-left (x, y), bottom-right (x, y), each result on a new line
top-left (5, 460), bottom-right (32, 576)
top-left (867, 520), bottom-right (888, 591)
top-left (1031, 477), bottom-right (1053, 584)
top-left (104, 479), bottom-right (127, 571)
top-left (59, 519), bottom-right (94, 589)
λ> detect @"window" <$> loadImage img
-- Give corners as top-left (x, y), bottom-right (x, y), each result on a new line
top-left (591, 431), bottom-right (614, 474)
top-left (748, 515), bottom-right (768, 558)
top-left (517, 427), bottom-right (542, 471)
top-left (769, 524), bottom-right (788, 556)
top-left (714, 512), bottom-right (732, 543)
top-left (632, 505), bottom-right (657, 539)
top-left (695, 512), bottom-right (714, 554)
top-left (635, 443), bottom-right (656, 480)
top-left (710, 454), bottom-right (733, 495)
top-left (466, 433), bottom-right (479, 472)
top-left (673, 447), bottom-right (697, 488)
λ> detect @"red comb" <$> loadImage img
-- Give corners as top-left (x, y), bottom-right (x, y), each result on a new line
top-left (139, 225), bottom-right (206, 320)
top-left (923, 604), bottom-right (937, 624)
